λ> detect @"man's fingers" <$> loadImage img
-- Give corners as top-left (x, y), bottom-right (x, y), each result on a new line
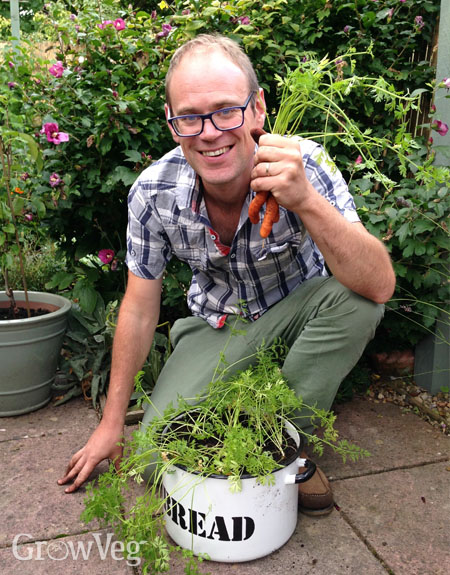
top-left (58, 449), bottom-right (83, 482)
top-left (62, 466), bottom-right (91, 493)
top-left (59, 459), bottom-right (96, 493)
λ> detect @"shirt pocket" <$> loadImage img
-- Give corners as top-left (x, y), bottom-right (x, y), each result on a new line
top-left (253, 235), bottom-right (306, 279)
top-left (166, 224), bottom-right (209, 272)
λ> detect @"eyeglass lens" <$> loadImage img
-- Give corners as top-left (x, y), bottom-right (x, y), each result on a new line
top-left (172, 108), bottom-right (244, 136)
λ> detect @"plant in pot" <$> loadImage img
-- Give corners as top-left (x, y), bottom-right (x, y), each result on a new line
top-left (82, 337), bottom-right (369, 574)
top-left (0, 48), bottom-right (72, 416)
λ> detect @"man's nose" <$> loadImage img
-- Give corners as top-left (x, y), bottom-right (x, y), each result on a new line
top-left (201, 117), bottom-right (221, 138)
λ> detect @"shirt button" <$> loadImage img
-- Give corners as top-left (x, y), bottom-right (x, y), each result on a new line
top-left (230, 253), bottom-right (236, 259)
top-left (210, 234), bottom-right (217, 240)
top-left (131, 249), bottom-right (136, 256)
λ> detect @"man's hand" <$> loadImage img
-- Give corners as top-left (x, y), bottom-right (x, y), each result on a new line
top-left (251, 133), bottom-right (313, 213)
top-left (57, 422), bottom-right (123, 493)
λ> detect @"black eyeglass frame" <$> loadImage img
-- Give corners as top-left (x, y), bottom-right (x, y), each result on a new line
top-left (167, 91), bottom-right (256, 137)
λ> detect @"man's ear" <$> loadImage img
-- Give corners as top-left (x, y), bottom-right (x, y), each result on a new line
top-left (254, 88), bottom-right (267, 129)
top-left (165, 103), bottom-right (180, 144)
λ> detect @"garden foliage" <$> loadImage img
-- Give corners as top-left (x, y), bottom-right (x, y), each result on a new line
top-left (1, 0), bottom-right (448, 397)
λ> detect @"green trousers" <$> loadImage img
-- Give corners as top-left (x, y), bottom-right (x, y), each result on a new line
top-left (141, 277), bottom-right (384, 434)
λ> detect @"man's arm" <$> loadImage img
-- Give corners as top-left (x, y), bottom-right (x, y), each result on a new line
top-left (251, 134), bottom-right (396, 304)
top-left (58, 272), bottom-right (163, 493)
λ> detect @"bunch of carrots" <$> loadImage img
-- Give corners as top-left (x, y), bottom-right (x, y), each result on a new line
top-left (249, 128), bottom-right (279, 238)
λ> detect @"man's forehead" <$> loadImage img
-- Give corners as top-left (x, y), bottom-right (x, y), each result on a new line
top-left (175, 46), bottom-right (235, 70)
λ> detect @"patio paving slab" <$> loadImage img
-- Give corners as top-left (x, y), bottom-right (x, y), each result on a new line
top-left (0, 396), bottom-right (99, 442)
top-left (166, 509), bottom-right (388, 575)
top-left (0, 402), bottom-right (108, 547)
top-left (316, 397), bottom-right (449, 480)
top-left (332, 461), bottom-right (450, 575)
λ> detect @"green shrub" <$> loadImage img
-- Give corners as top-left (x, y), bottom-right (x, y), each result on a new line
top-left (5, 237), bottom-right (66, 292)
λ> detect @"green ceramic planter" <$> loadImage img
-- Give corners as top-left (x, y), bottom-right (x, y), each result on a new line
top-left (0, 291), bottom-right (71, 417)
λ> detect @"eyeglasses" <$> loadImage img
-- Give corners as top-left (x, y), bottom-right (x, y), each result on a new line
top-left (168, 92), bottom-right (255, 137)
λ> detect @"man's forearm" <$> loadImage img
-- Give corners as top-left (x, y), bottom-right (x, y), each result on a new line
top-left (101, 275), bottom-right (163, 428)
top-left (101, 309), bottom-right (158, 427)
top-left (294, 185), bottom-right (396, 304)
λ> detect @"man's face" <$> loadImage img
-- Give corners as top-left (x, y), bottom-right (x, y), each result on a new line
top-left (165, 49), bottom-right (265, 198)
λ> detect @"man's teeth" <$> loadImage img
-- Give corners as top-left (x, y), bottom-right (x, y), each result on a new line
top-left (202, 147), bottom-right (230, 157)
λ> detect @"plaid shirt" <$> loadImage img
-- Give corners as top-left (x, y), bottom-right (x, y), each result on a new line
top-left (126, 139), bottom-right (360, 328)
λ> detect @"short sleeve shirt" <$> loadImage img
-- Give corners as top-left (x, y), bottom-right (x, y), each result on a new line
top-left (126, 139), bottom-right (360, 328)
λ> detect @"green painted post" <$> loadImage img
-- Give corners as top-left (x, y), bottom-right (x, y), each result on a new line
top-left (9, 0), bottom-right (20, 45)
top-left (434, 0), bottom-right (450, 164)
top-left (414, 0), bottom-right (450, 394)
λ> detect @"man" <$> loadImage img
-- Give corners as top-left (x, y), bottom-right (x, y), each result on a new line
top-left (59, 34), bottom-right (395, 515)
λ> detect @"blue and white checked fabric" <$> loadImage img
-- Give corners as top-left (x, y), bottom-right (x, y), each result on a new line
top-left (126, 139), bottom-right (360, 328)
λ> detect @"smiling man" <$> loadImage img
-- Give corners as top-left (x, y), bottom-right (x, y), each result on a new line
top-left (59, 34), bottom-right (395, 515)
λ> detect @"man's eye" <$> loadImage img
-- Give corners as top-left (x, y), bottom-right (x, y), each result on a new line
top-left (181, 115), bottom-right (200, 125)
top-left (216, 108), bottom-right (237, 119)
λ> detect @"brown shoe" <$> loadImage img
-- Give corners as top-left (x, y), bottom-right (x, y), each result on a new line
top-left (298, 461), bottom-right (334, 517)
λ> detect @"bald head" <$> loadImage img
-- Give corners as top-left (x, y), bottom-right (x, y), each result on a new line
top-left (165, 34), bottom-right (260, 109)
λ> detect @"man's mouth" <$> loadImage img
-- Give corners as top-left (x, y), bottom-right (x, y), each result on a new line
top-left (201, 146), bottom-right (231, 157)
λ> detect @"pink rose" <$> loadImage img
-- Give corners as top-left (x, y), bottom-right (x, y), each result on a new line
top-left (49, 173), bottom-right (62, 187)
top-left (98, 249), bottom-right (115, 264)
top-left (114, 18), bottom-right (126, 31)
top-left (431, 120), bottom-right (449, 137)
top-left (41, 122), bottom-right (70, 145)
top-left (49, 61), bottom-right (64, 78)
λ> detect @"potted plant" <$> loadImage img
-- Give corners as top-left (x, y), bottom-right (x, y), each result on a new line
top-left (81, 337), bottom-right (369, 574)
top-left (0, 49), bottom-right (71, 416)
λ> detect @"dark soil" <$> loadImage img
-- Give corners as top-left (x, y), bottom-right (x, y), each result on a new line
top-left (165, 416), bottom-right (299, 474)
top-left (0, 307), bottom-right (50, 321)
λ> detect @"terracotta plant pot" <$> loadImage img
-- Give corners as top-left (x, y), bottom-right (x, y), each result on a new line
top-left (0, 291), bottom-right (71, 416)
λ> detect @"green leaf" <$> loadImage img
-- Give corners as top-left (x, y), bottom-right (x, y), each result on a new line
top-left (414, 244), bottom-right (426, 256)
top-left (45, 271), bottom-right (71, 290)
top-left (393, 263), bottom-right (408, 277)
top-left (185, 20), bottom-right (206, 31)
top-left (111, 165), bottom-right (138, 186)
top-left (77, 285), bottom-right (98, 315)
top-left (123, 149), bottom-right (144, 163)
top-left (31, 198), bottom-right (46, 219)
top-left (413, 219), bottom-right (437, 234)
top-left (2, 222), bottom-right (15, 234)
top-left (376, 8), bottom-right (392, 20)
top-left (17, 132), bottom-right (41, 163)
top-left (402, 243), bottom-right (415, 258)
top-left (396, 222), bottom-right (410, 245)
top-left (384, 207), bottom-right (397, 219)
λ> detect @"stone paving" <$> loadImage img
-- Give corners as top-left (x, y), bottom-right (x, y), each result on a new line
top-left (1, 394), bottom-right (449, 574)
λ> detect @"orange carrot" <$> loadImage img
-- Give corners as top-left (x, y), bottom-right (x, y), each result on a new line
top-left (260, 194), bottom-right (279, 238)
top-left (248, 190), bottom-right (269, 224)
top-left (249, 128), bottom-right (280, 237)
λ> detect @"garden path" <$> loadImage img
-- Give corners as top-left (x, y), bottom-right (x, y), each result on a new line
top-left (0, 391), bottom-right (449, 574)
